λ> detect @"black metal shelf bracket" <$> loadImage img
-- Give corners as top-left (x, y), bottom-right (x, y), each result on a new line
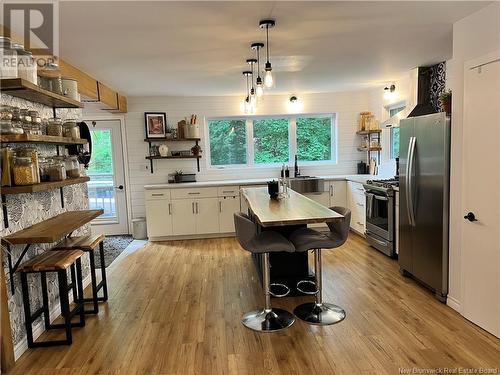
top-left (1, 194), bottom-right (8, 228)
top-left (60, 187), bottom-right (65, 208)
top-left (5, 243), bottom-right (31, 295)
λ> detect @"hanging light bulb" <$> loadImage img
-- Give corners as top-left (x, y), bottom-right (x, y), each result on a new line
top-left (259, 19), bottom-right (276, 88)
top-left (246, 58), bottom-right (257, 105)
top-left (251, 42), bottom-right (265, 97)
top-left (242, 71), bottom-right (254, 114)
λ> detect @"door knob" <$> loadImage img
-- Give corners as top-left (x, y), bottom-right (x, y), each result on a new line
top-left (464, 212), bottom-right (477, 222)
top-left (114, 185), bottom-right (124, 190)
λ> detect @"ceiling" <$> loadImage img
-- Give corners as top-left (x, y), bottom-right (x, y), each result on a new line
top-left (59, 1), bottom-right (489, 97)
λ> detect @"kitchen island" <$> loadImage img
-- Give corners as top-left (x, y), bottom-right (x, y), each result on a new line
top-left (241, 187), bottom-right (343, 296)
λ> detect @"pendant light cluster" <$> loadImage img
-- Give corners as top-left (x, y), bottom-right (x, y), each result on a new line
top-left (242, 19), bottom-right (276, 114)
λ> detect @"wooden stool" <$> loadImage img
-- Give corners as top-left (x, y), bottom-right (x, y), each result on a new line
top-left (17, 250), bottom-right (85, 347)
top-left (54, 234), bottom-right (107, 314)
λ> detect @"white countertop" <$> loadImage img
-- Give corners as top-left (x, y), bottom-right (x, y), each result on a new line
top-left (144, 174), bottom-right (376, 190)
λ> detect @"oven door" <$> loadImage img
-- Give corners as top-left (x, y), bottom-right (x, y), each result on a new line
top-left (365, 189), bottom-right (393, 240)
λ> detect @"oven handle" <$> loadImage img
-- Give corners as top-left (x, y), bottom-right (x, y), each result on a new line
top-left (406, 136), bottom-right (416, 227)
top-left (367, 232), bottom-right (389, 246)
top-left (373, 195), bottom-right (389, 201)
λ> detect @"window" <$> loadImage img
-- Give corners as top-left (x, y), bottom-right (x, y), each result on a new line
top-left (296, 117), bottom-right (332, 162)
top-left (388, 105), bottom-right (405, 159)
top-left (253, 118), bottom-right (289, 164)
top-left (208, 119), bottom-right (247, 166)
top-left (207, 114), bottom-right (336, 168)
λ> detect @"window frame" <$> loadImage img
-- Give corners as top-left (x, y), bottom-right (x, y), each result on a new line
top-left (205, 113), bottom-right (337, 170)
top-left (385, 103), bottom-right (406, 160)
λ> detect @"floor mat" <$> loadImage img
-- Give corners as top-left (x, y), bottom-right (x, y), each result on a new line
top-left (95, 235), bottom-right (133, 268)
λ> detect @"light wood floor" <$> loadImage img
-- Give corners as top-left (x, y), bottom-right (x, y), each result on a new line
top-left (9, 234), bottom-right (500, 374)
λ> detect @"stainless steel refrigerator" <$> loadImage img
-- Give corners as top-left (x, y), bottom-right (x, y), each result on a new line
top-left (399, 112), bottom-right (450, 302)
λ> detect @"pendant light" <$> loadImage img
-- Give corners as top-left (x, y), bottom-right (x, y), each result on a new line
top-left (259, 19), bottom-right (276, 88)
top-left (251, 42), bottom-right (265, 97)
top-left (246, 58), bottom-right (257, 106)
top-left (242, 71), bottom-right (253, 114)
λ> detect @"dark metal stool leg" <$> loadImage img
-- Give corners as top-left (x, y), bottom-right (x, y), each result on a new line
top-left (40, 272), bottom-right (51, 329)
top-left (70, 264), bottom-right (77, 303)
top-left (241, 253), bottom-right (295, 332)
top-left (293, 249), bottom-right (346, 325)
top-left (75, 258), bottom-right (86, 326)
top-left (57, 270), bottom-right (72, 345)
top-left (87, 251), bottom-right (99, 313)
top-left (20, 273), bottom-right (35, 347)
top-left (99, 241), bottom-right (108, 301)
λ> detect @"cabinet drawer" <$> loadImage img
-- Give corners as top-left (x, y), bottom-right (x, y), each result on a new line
top-left (145, 189), bottom-right (171, 201)
top-left (218, 186), bottom-right (239, 197)
top-left (171, 187), bottom-right (218, 199)
top-left (350, 194), bottom-right (366, 210)
top-left (351, 218), bottom-right (366, 234)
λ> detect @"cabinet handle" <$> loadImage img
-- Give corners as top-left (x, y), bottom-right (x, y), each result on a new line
top-left (356, 203), bottom-right (364, 207)
top-left (329, 185), bottom-right (333, 197)
top-left (151, 193), bottom-right (164, 197)
top-left (219, 201), bottom-right (222, 213)
top-left (357, 221), bottom-right (364, 226)
top-left (222, 190), bottom-right (234, 194)
top-left (188, 192), bottom-right (200, 195)
top-left (168, 203), bottom-right (172, 215)
top-left (192, 202), bottom-right (195, 214)
top-left (357, 188), bottom-right (364, 192)
top-left (196, 202), bottom-right (199, 214)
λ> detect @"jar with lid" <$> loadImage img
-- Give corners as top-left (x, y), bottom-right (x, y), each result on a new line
top-left (65, 156), bottom-right (80, 178)
top-left (1, 147), bottom-right (14, 186)
top-left (20, 109), bottom-right (32, 133)
top-left (11, 43), bottom-right (37, 84)
top-left (40, 118), bottom-right (48, 135)
top-left (9, 107), bottom-right (24, 134)
top-left (0, 105), bottom-right (13, 121)
top-left (39, 157), bottom-right (50, 182)
top-left (28, 110), bottom-right (42, 135)
top-left (47, 118), bottom-right (63, 137)
top-left (13, 157), bottom-right (36, 186)
top-left (0, 37), bottom-right (18, 79)
top-left (16, 146), bottom-right (40, 183)
top-left (63, 120), bottom-right (80, 139)
top-left (48, 159), bottom-right (66, 182)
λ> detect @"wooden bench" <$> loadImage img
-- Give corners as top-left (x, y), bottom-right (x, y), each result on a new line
top-left (17, 250), bottom-right (86, 347)
top-left (54, 234), bottom-right (108, 314)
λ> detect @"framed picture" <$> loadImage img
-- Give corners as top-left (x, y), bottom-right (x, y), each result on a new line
top-left (145, 112), bottom-right (167, 138)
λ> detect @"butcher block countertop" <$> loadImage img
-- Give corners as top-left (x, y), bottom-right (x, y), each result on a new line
top-left (241, 187), bottom-right (344, 227)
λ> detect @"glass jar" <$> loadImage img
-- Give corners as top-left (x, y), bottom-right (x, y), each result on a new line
top-left (11, 43), bottom-right (37, 84)
top-left (0, 105), bottom-right (13, 121)
top-left (47, 118), bottom-right (63, 137)
top-left (13, 157), bottom-right (36, 186)
top-left (63, 120), bottom-right (80, 139)
top-left (40, 118), bottom-right (48, 135)
top-left (10, 107), bottom-right (24, 134)
top-left (0, 37), bottom-right (18, 79)
top-left (19, 109), bottom-right (32, 134)
top-left (1, 147), bottom-right (14, 186)
top-left (28, 110), bottom-right (42, 135)
top-left (65, 156), bottom-right (80, 178)
top-left (0, 120), bottom-right (16, 134)
top-left (16, 147), bottom-right (40, 183)
top-left (39, 157), bottom-right (50, 182)
top-left (48, 160), bottom-right (66, 182)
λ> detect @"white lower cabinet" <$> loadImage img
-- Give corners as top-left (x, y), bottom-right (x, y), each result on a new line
top-left (347, 181), bottom-right (366, 235)
top-left (145, 198), bottom-right (173, 237)
top-left (304, 191), bottom-right (330, 229)
top-left (195, 197), bottom-right (220, 234)
top-left (219, 196), bottom-right (240, 233)
top-left (329, 180), bottom-right (347, 208)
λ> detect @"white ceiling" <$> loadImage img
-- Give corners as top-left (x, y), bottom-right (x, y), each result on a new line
top-left (59, 1), bottom-right (489, 97)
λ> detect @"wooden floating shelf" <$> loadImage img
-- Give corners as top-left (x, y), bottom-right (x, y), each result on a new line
top-left (356, 130), bottom-right (382, 135)
top-left (1, 78), bottom-right (84, 109)
top-left (144, 138), bottom-right (200, 142)
top-left (0, 133), bottom-right (88, 145)
top-left (357, 147), bottom-right (382, 152)
top-left (1, 176), bottom-right (90, 195)
top-left (145, 155), bottom-right (201, 160)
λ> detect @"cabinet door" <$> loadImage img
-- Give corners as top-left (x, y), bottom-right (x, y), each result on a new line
top-left (146, 199), bottom-right (172, 238)
top-left (219, 196), bottom-right (241, 233)
top-left (329, 181), bottom-right (347, 208)
top-left (171, 199), bottom-right (195, 236)
top-left (195, 198), bottom-right (220, 235)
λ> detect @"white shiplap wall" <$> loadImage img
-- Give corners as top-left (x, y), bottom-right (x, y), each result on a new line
top-left (85, 90), bottom-right (378, 219)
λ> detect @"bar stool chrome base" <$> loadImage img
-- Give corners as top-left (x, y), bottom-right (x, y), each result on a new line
top-left (293, 302), bottom-right (346, 325)
top-left (242, 308), bottom-right (295, 332)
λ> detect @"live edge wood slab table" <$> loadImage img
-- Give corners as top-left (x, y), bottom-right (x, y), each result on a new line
top-left (241, 188), bottom-right (344, 296)
top-left (2, 209), bottom-right (103, 294)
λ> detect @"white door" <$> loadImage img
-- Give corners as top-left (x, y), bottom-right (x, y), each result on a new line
top-left (219, 196), bottom-right (240, 233)
top-left (171, 200), bottom-right (194, 236)
top-left (461, 53), bottom-right (500, 338)
top-left (87, 119), bottom-right (128, 235)
top-left (195, 198), bottom-right (220, 234)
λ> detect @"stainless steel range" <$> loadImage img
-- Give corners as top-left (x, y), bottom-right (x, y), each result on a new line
top-left (363, 178), bottom-right (399, 257)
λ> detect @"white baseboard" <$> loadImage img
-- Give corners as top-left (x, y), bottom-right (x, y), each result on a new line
top-left (446, 295), bottom-right (461, 312)
top-left (149, 232), bottom-right (235, 241)
top-left (13, 274), bottom-right (91, 361)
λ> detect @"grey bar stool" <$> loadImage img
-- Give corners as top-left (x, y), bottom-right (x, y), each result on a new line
top-left (289, 206), bottom-right (351, 325)
top-left (234, 212), bottom-right (296, 332)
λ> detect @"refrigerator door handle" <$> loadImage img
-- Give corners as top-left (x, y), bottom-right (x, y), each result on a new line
top-left (406, 136), bottom-right (417, 226)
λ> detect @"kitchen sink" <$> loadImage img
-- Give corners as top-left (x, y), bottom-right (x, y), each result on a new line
top-left (289, 176), bottom-right (324, 193)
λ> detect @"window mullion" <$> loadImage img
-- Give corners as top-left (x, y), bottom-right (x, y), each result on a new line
top-left (289, 117), bottom-right (297, 164)
top-left (246, 118), bottom-right (253, 167)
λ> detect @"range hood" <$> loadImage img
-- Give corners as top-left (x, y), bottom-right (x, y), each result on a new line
top-left (381, 66), bottom-right (437, 128)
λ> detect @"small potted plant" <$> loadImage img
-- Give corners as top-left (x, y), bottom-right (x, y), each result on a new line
top-left (174, 170), bottom-right (183, 183)
top-left (439, 90), bottom-right (452, 115)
